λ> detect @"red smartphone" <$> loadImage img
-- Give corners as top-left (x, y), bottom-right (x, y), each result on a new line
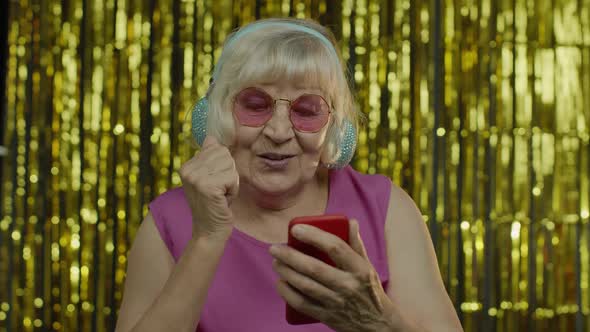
top-left (285, 214), bottom-right (350, 325)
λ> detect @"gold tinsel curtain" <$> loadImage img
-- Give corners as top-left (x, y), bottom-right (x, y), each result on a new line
top-left (1, 0), bottom-right (589, 331)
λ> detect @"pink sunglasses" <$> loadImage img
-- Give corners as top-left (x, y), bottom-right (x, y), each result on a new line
top-left (233, 87), bottom-right (332, 133)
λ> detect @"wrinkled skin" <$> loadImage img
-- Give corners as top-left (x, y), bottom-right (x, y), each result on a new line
top-left (270, 220), bottom-right (417, 332)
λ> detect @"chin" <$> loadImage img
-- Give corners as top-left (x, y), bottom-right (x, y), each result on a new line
top-left (238, 157), bottom-right (319, 195)
top-left (252, 172), bottom-right (300, 196)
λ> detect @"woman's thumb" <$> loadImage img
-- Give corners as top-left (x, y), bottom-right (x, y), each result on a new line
top-left (202, 135), bottom-right (219, 149)
top-left (349, 219), bottom-right (369, 259)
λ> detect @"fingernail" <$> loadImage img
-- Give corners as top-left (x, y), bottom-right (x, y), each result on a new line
top-left (292, 225), bottom-right (306, 237)
top-left (269, 245), bottom-right (280, 255)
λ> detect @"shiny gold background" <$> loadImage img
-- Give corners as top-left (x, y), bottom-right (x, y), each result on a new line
top-left (1, 0), bottom-right (589, 331)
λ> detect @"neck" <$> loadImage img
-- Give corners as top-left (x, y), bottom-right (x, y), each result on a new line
top-left (232, 168), bottom-right (330, 226)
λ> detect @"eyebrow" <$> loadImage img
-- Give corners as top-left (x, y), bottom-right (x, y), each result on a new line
top-left (253, 84), bottom-right (327, 97)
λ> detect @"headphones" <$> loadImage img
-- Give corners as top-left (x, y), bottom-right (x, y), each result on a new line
top-left (191, 21), bottom-right (357, 169)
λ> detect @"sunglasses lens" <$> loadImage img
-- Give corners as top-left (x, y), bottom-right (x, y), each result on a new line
top-left (233, 88), bottom-right (330, 132)
top-left (234, 88), bottom-right (273, 126)
top-left (290, 95), bottom-right (330, 132)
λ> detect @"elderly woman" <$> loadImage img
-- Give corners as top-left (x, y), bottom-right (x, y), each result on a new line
top-left (115, 18), bottom-right (463, 332)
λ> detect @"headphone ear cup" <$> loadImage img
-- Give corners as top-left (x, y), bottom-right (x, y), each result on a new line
top-left (325, 120), bottom-right (357, 169)
top-left (191, 97), bottom-right (209, 147)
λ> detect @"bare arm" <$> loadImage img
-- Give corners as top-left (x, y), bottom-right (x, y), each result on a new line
top-left (115, 212), bottom-right (230, 332)
top-left (384, 184), bottom-right (463, 332)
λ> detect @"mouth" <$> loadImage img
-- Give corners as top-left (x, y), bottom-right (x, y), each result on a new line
top-left (258, 153), bottom-right (296, 161)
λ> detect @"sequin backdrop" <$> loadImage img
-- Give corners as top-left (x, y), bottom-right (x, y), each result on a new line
top-left (1, 0), bottom-right (589, 331)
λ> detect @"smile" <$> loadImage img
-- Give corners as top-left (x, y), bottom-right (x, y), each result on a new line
top-left (257, 153), bottom-right (295, 169)
top-left (258, 153), bottom-right (295, 161)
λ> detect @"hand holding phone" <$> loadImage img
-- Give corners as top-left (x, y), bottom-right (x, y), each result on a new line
top-left (285, 214), bottom-right (350, 325)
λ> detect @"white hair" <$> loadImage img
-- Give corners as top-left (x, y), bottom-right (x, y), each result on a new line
top-left (202, 18), bottom-right (360, 165)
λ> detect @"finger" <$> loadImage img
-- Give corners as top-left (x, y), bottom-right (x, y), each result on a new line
top-left (180, 154), bottom-right (230, 181)
top-left (289, 224), bottom-right (364, 271)
top-left (198, 167), bottom-right (238, 194)
top-left (185, 142), bottom-right (226, 171)
top-left (349, 219), bottom-right (369, 260)
top-left (205, 149), bottom-right (235, 172)
top-left (272, 259), bottom-right (343, 307)
top-left (207, 152), bottom-right (239, 199)
top-left (201, 135), bottom-right (219, 149)
top-left (224, 168), bottom-right (239, 205)
top-left (275, 280), bottom-right (325, 321)
top-left (270, 244), bottom-right (350, 288)
top-left (191, 145), bottom-right (234, 177)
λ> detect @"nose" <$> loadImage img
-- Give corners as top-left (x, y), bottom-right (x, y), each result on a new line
top-left (262, 100), bottom-right (295, 143)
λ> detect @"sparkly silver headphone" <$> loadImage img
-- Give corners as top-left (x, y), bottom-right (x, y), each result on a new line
top-left (191, 21), bottom-right (357, 169)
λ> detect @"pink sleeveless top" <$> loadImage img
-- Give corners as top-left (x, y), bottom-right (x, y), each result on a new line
top-left (149, 165), bottom-right (392, 331)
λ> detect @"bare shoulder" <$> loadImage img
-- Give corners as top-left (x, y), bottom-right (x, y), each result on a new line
top-left (383, 183), bottom-right (463, 332)
top-left (125, 212), bottom-right (175, 271)
top-left (115, 212), bottom-right (175, 332)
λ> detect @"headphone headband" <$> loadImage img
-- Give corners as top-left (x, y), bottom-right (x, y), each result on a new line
top-left (211, 21), bottom-right (340, 82)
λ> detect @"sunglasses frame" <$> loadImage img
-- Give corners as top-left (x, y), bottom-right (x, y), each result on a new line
top-left (232, 87), bottom-right (332, 133)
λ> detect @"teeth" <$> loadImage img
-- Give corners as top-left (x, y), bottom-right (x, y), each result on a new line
top-left (262, 154), bottom-right (289, 160)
